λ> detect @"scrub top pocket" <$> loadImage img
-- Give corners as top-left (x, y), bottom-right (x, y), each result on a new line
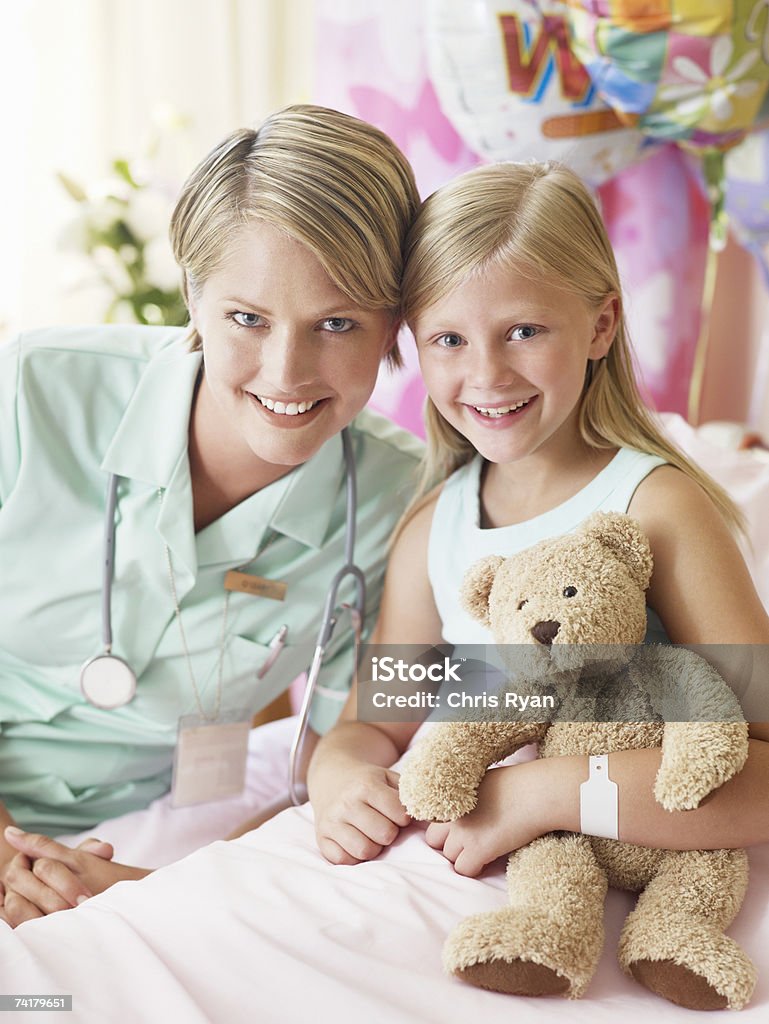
top-left (223, 634), bottom-right (313, 717)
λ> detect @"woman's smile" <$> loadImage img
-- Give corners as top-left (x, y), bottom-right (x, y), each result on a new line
top-left (246, 390), bottom-right (329, 427)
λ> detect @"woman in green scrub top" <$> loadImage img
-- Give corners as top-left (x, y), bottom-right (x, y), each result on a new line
top-left (0, 105), bottom-right (422, 926)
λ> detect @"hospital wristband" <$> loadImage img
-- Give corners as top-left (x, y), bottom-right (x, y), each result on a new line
top-left (579, 754), bottom-right (619, 840)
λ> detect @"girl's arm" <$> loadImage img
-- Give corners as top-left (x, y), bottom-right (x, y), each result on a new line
top-left (631, 465), bottom-right (769, 645)
top-left (617, 466), bottom-right (769, 845)
top-left (428, 467), bottom-right (769, 875)
top-left (425, 728), bottom-right (769, 877)
top-left (308, 492), bottom-right (445, 864)
top-left (548, 727), bottom-right (769, 848)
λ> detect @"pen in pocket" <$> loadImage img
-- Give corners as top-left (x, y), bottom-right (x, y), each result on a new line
top-left (257, 624), bottom-right (288, 679)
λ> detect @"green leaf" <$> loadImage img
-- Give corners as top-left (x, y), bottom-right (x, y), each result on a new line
top-left (112, 159), bottom-right (141, 189)
top-left (57, 172), bottom-right (88, 203)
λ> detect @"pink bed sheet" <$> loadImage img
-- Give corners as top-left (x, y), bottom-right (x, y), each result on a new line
top-left (1, 809), bottom-right (767, 1022)
top-left (0, 718), bottom-right (767, 1023)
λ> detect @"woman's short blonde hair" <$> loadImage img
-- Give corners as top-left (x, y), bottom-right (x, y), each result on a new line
top-left (401, 161), bottom-right (742, 532)
top-left (170, 104), bottom-right (420, 366)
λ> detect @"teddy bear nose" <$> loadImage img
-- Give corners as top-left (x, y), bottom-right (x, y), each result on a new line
top-left (531, 620), bottom-right (560, 645)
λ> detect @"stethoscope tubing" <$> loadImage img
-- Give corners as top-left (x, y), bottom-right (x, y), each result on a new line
top-left (95, 427), bottom-right (364, 809)
top-left (287, 428), bottom-right (365, 805)
top-left (287, 561), bottom-right (365, 806)
top-left (102, 471), bottom-right (120, 653)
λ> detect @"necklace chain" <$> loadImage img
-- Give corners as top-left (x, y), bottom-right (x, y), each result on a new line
top-left (163, 541), bottom-right (228, 722)
top-left (159, 487), bottom-right (281, 722)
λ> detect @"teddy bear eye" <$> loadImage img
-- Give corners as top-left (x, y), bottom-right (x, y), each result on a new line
top-left (517, 599), bottom-right (528, 611)
top-left (563, 586), bottom-right (578, 598)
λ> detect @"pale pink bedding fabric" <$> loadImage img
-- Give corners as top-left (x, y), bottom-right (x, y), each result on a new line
top-left (659, 412), bottom-right (769, 610)
top-left (0, 718), bottom-right (767, 1023)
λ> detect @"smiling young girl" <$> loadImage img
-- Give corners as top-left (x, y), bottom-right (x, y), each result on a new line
top-left (308, 163), bottom-right (769, 999)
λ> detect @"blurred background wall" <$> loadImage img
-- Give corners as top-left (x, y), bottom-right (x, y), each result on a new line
top-left (0, 0), bottom-right (312, 333)
top-left (1, 0), bottom-right (767, 437)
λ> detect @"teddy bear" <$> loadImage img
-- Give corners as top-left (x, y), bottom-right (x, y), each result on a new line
top-left (398, 511), bottom-right (755, 1011)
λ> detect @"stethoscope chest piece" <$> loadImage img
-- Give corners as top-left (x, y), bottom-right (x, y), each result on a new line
top-left (80, 654), bottom-right (137, 710)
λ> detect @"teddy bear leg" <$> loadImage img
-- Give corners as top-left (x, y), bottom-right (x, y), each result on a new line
top-left (618, 849), bottom-right (755, 1010)
top-left (444, 834), bottom-right (607, 998)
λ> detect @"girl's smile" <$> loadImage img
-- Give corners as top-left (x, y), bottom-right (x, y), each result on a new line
top-left (465, 395), bottom-right (538, 426)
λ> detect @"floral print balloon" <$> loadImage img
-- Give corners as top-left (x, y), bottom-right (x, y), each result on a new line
top-left (566, 0), bottom-right (769, 151)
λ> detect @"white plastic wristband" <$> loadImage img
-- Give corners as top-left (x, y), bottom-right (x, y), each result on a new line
top-left (579, 754), bottom-right (619, 840)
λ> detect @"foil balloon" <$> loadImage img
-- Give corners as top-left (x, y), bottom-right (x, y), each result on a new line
top-left (726, 127), bottom-right (769, 256)
top-left (426, 0), bottom-right (651, 186)
top-left (566, 0), bottom-right (769, 151)
top-left (724, 128), bottom-right (769, 430)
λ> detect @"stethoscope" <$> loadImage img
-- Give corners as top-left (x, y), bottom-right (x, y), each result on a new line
top-left (79, 426), bottom-right (365, 807)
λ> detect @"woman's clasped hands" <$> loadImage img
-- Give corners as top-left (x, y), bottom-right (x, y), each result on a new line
top-left (0, 826), bottom-right (150, 927)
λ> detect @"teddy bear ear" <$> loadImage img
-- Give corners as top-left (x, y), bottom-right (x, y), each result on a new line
top-left (460, 555), bottom-right (505, 627)
top-left (579, 512), bottom-right (653, 590)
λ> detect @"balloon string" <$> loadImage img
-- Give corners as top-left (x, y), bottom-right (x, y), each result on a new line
top-left (746, 240), bottom-right (769, 293)
top-left (688, 151), bottom-right (727, 426)
top-left (746, 241), bottom-right (769, 429)
top-left (687, 241), bottom-right (720, 426)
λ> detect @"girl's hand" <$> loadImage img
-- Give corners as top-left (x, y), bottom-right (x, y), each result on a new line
top-left (0, 827), bottom-right (148, 928)
top-left (425, 764), bottom-right (550, 877)
top-left (313, 763), bottom-right (412, 866)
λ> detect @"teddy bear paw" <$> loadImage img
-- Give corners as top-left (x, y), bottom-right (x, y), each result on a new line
top-left (398, 770), bottom-right (478, 822)
top-left (454, 956), bottom-right (569, 997)
top-left (622, 924), bottom-right (756, 1010)
top-left (443, 908), bottom-right (596, 999)
top-left (398, 733), bottom-right (495, 821)
top-left (653, 768), bottom-right (717, 812)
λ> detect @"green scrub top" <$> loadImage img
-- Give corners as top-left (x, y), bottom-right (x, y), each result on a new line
top-left (0, 326), bottom-right (423, 833)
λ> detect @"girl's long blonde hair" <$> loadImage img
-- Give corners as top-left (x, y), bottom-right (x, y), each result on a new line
top-left (401, 161), bottom-right (742, 532)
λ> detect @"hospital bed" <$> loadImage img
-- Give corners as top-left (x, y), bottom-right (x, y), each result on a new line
top-left (0, 414), bottom-right (767, 1023)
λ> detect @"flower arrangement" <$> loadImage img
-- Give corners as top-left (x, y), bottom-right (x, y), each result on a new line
top-left (58, 149), bottom-right (188, 327)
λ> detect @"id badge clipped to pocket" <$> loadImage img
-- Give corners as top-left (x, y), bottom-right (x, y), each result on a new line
top-left (171, 709), bottom-right (251, 808)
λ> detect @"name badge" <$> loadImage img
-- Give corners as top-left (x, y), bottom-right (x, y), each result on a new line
top-left (224, 570), bottom-right (288, 602)
top-left (171, 710), bottom-right (250, 808)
